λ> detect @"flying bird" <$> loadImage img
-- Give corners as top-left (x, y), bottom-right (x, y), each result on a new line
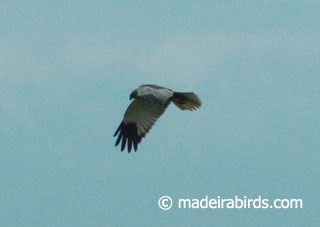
top-left (114, 84), bottom-right (201, 152)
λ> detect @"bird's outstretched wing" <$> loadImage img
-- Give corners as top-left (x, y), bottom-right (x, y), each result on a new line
top-left (114, 99), bottom-right (170, 152)
top-left (136, 85), bottom-right (173, 105)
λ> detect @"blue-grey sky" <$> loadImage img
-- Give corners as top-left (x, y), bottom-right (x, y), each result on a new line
top-left (1, 1), bottom-right (319, 226)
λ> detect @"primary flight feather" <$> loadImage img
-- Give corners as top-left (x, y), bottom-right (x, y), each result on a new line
top-left (114, 84), bottom-right (201, 152)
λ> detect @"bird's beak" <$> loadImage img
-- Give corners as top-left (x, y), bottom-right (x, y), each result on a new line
top-left (130, 91), bottom-right (136, 100)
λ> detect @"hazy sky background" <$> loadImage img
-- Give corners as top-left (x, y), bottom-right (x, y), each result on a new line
top-left (1, 1), bottom-right (319, 226)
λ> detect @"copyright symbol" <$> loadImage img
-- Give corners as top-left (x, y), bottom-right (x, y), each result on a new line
top-left (158, 196), bottom-right (173, 210)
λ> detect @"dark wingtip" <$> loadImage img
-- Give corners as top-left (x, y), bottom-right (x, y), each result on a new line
top-left (115, 132), bottom-right (122, 146)
top-left (114, 122), bottom-right (141, 152)
top-left (114, 122), bottom-right (123, 137)
top-left (121, 136), bottom-right (126, 151)
top-left (128, 139), bottom-right (132, 153)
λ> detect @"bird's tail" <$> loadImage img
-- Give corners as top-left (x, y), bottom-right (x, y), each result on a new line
top-left (172, 92), bottom-right (201, 111)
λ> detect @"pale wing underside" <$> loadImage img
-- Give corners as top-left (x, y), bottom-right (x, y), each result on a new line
top-left (124, 99), bottom-right (168, 137)
top-left (114, 99), bottom-right (170, 152)
top-left (137, 86), bottom-right (173, 105)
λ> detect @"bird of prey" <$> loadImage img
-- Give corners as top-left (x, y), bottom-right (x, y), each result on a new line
top-left (114, 84), bottom-right (201, 152)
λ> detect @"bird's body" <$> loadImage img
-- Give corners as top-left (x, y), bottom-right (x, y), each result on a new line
top-left (114, 84), bottom-right (201, 152)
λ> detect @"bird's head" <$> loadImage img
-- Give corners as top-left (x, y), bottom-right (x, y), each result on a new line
top-left (130, 89), bottom-right (138, 100)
